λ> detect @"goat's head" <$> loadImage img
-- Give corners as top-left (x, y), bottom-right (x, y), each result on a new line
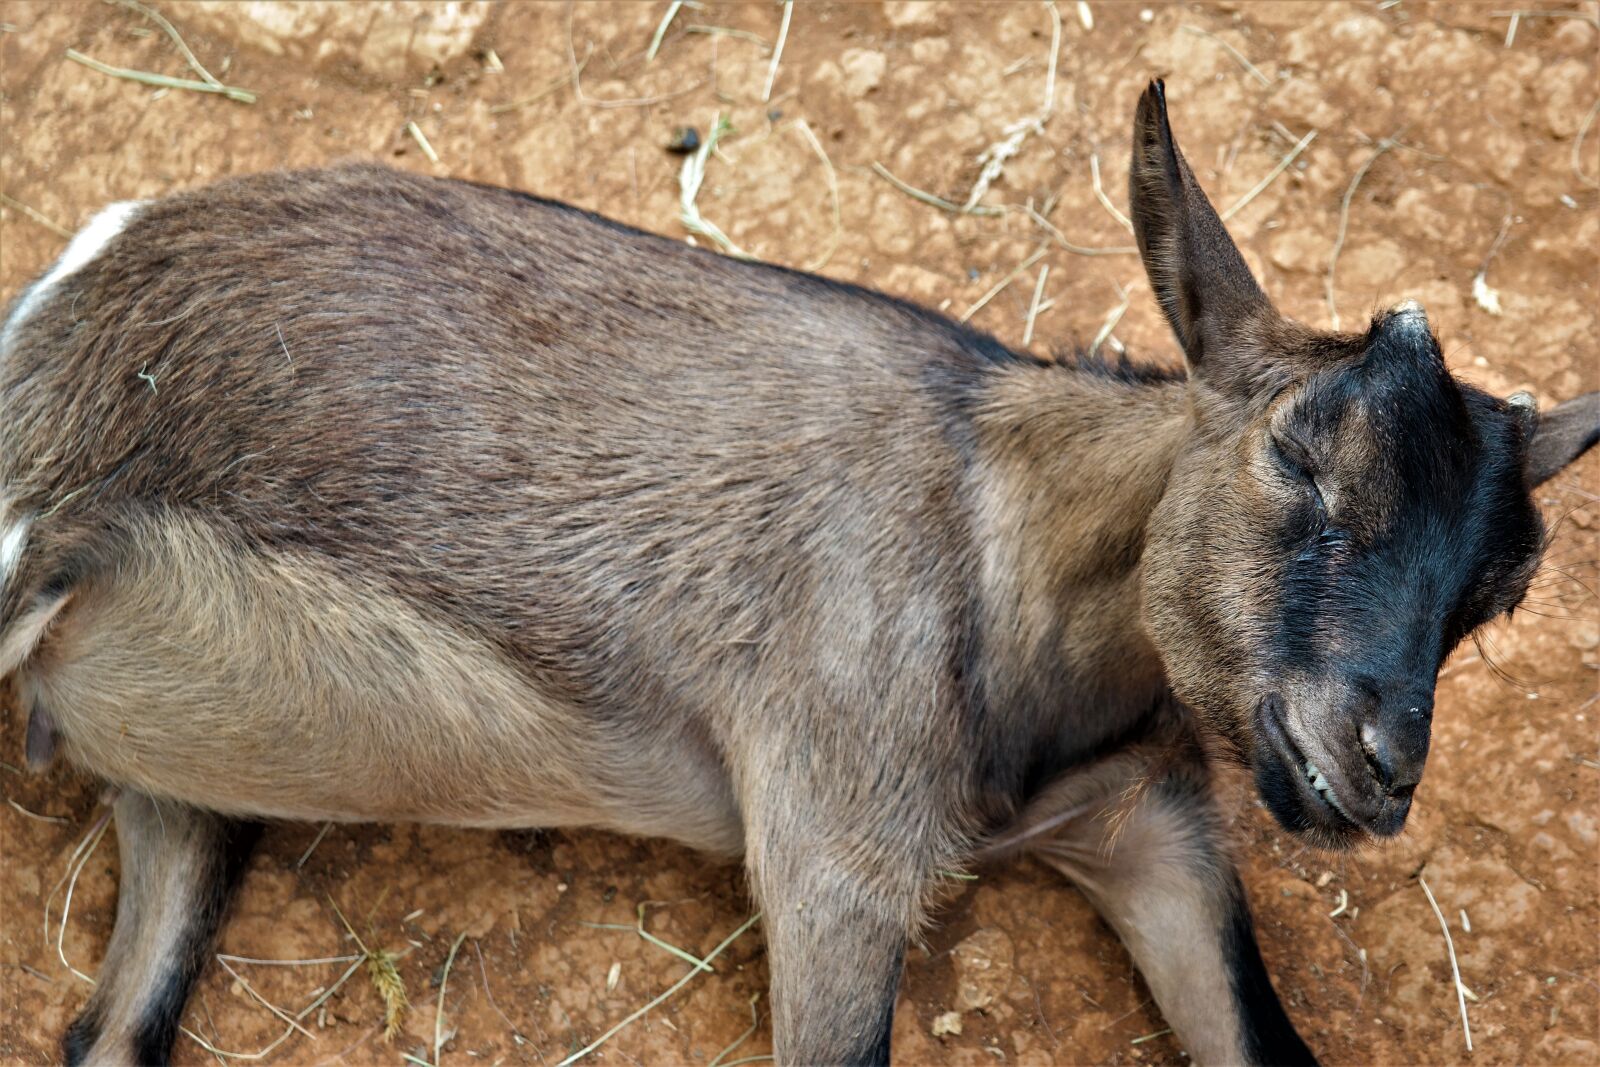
top-left (1130, 81), bottom-right (1600, 849)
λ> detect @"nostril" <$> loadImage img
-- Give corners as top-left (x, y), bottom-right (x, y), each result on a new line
top-left (1359, 723), bottom-right (1396, 791)
top-left (1362, 743), bottom-right (1392, 790)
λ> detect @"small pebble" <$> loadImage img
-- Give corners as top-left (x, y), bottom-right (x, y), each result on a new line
top-left (666, 126), bottom-right (701, 154)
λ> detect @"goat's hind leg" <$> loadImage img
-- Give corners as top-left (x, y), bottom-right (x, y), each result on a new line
top-left (64, 791), bottom-right (260, 1066)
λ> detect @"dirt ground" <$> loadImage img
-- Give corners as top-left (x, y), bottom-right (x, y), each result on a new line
top-left (1, 1), bottom-right (1597, 1064)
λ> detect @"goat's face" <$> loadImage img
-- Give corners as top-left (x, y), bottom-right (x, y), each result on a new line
top-left (1127, 82), bottom-right (1599, 849)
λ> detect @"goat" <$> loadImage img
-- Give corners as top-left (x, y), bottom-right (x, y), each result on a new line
top-left (3, 81), bottom-right (1595, 1066)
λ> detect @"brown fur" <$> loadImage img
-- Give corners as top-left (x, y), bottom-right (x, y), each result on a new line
top-left (3, 82), bottom-right (1596, 1065)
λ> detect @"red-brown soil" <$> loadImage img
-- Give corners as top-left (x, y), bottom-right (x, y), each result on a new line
top-left (1, 3), bottom-right (1596, 1065)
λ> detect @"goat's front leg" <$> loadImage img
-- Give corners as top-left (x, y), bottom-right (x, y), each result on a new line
top-left (64, 791), bottom-right (261, 1066)
top-left (738, 734), bottom-right (963, 1065)
top-left (1031, 756), bottom-right (1317, 1067)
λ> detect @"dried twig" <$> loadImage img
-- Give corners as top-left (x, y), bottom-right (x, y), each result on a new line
top-left (567, 9), bottom-right (702, 109)
top-left (790, 119), bottom-right (840, 271)
top-left (762, 1), bottom-right (792, 102)
top-left (1088, 283), bottom-right (1130, 358)
top-left (646, 0), bottom-right (685, 62)
top-left (1025, 203), bottom-right (1137, 256)
top-left (113, 0), bottom-right (224, 87)
top-left (1575, 96), bottom-right (1600, 189)
top-left (434, 932), bottom-right (469, 1066)
top-left (1179, 25), bottom-right (1270, 86)
top-left (1023, 264), bottom-right (1050, 346)
top-left (961, 1), bottom-right (1061, 212)
top-left (1472, 214), bottom-right (1514, 317)
top-left (296, 822), bottom-right (333, 869)
top-left (961, 245), bottom-right (1049, 323)
top-left (679, 114), bottom-right (750, 257)
top-left (871, 161), bottom-right (1006, 217)
top-left (406, 121), bottom-right (440, 165)
top-left (490, 52), bottom-right (589, 114)
top-left (0, 192), bottom-right (72, 238)
top-left (1221, 128), bottom-right (1316, 222)
top-left (557, 912), bottom-right (762, 1067)
top-left (1326, 136), bottom-right (1398, 329)
top-left (65, 48), bottom-right (256, 103)
top-left (1419, 876), bottom-right (1472, 1053)
top-left (7, 797), bottom-right (70, 824)
top-left (1089, 152), bottom-right (1133, 232)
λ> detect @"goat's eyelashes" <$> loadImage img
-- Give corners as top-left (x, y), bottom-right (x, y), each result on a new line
top-left (1268, 435), bottom-right (1330, 519)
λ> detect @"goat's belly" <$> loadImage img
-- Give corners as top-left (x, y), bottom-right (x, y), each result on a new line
top-left (15, 508), bottom-right (744, 856)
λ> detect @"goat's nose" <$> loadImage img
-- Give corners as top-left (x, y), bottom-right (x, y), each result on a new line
top-left (1358, 702), bottom-right (1430, 797)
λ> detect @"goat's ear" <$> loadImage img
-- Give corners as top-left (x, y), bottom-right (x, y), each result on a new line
top-left (1129, 80), bottom-right (1275, 377)
top-left (1522, 391), bottom-right (1600, 488)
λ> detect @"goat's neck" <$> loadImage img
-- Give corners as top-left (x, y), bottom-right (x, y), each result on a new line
top-left (971, 360), bottom-right (1191, 732)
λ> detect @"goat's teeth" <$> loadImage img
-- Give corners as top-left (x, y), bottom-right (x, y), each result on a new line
top-left (1304, 761), bottom-right (1320, 779)
top-left (1311, 773), bottom-right (1329, 792)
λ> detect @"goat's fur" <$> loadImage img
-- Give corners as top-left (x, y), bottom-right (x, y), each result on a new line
top-left (4, 82), bottom-right (1596, 1066)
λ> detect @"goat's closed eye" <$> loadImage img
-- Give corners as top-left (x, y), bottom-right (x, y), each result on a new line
top-left (1269, 436), bottom-right (1330, 518)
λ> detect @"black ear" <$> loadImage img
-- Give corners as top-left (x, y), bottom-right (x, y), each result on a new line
top-left (1524, 391), bottom-right (1600, 487)
top-left (1129, 81), bottom-right (1275, 373)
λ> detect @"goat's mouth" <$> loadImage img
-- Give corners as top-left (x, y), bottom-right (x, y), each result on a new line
top-left (1253, 695), bottom-right (1366, 849)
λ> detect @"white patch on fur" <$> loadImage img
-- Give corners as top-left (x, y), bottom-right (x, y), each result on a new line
top-left (0, 517), bottom-right (27, 586)
top-left (1, 200), bottom-right (145, 354)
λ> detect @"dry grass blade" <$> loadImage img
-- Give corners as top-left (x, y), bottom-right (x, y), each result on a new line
top-left (567, 8), bottom-right (701, 109)
top-left (1221, 128), bottom-right (1316, 222)
top-left (790, 118), bottom-right (840, 271)
top-left (679, 114), bottom-right (751, 258)
top-left (1023, 264), bottom-right (1050, 346)
top-left (708, 993), bottom-right (762, 1067)
top-left (871, 161), bottom-right (1006, 217)
top-left (962, 1), bottom-right (1060, 212)
top-left (434, 932), bottom-right (469, 1065)
top-left (1089, 152), bottom-right (1133, 232)
top-left (331, 898), bottom-right (410, 1042)
top-left (1179, 25), bottom-right (1271, 86)
top-left (1419, 876), bottom-right (1472, 1053)
top-left (1325, 137), bottom-right (1397, 329)
top-left (1088, 284), bottom-right (1130, 358)
top-left (215, 957), bottom-right (317, 1042)
top-left (180, 957), bottom-right (365, 1061)
top-left (1025, 203), bottom-right (1137, 256)
top-left (686, 25), bottom-right (771, 49)
top-left (960, 245), bottom-right (1049, 324)
top-left (646, 0), bottom-right (685, 62)
top-left (763, 1), bottom-right (793, 102)
top-left (45, 807), bottom-right (112, 986)
top-left (295, 821), bottom-right (333, 869)
top-left (0, 192), bottom-right (72, 238)
top-left (112, 0), bottom-right (222, 87)
top-left (65, 48), bottom-right (256, 103)
top-left (557, 912), bottom-right (762, 1067)
top-left (407, 121), bottom-right (441, 165)
top-left (491, 52), bottom-right (589, 114)
top-left (8, 796), bottom-right (71, 823)
top-left (1575, 96), bottom-right (1600, 189)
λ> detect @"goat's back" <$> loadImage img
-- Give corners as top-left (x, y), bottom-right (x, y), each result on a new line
top-left (0, 165), bottom-right (996, 835)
